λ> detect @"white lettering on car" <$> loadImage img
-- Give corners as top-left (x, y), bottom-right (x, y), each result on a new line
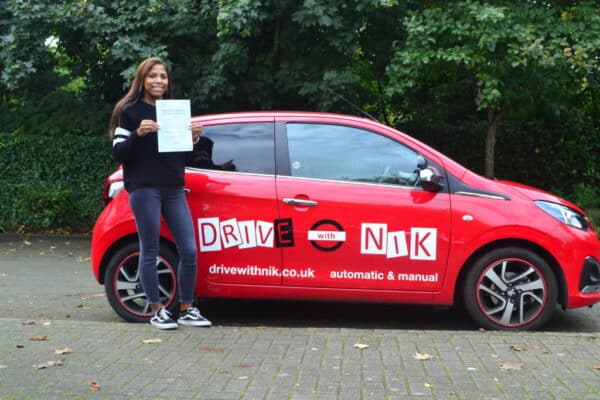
top-left (410, 228), bottom-right (437, 260)
top-left (361, 223), bottom-right (437, 261)
top-left (360, 223), bottom-right (388, 255)
top-left (198, 217), bottom-right (222, 252)
top-left (208, 264), bottom-right (315, 278)
top-left (328, 269), bottom-right (439, 282)
top-left (307, 230), bottom-right (346, 241)
top-left (199, 218), bottom-right (275, 252)
top-left (220, 218), bottom-right (242, 248)
top-left (199, 218), bottom-right (437, 261)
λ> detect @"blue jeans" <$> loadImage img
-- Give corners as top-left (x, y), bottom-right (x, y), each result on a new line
top-left (129, 187), bottom-right (197, 306)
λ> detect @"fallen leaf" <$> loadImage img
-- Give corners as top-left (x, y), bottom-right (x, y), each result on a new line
top-left (353, 343), bottom-right (369, 350)
top-left (413, 352), bottom-right (435, 360)
top-left (233, 363), bottom-right (253, 368)
top-left (199, 346), bottom-right (225, 352)
top-left (22, 321), bottom-right (36, 326)
top-left (88, 381), bottom-right (101, 391)
top-left (34, 360), bottom-right (63, 369)
top-left (80, 293), bottom-right (104, 301)
top-left (54, 348), bottom-right (72, 355)
top-left (293, 383), bottom-right (300, 388)
top-left (142, 338), bottom-right (162, 344)
top-left (424, 383), bottom-right (433, 388)
top-left (592, 364), bottom-right (600, 370)
top-left (510, 345), bottom-right (526, 352)
top-left (499, 362), bottom-right (522, 371)
top-left (29, 335), bottom-right (48, 341)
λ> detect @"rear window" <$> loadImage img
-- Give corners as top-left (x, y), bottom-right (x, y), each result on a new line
top-left (192, 123), bottom-right (274, 174)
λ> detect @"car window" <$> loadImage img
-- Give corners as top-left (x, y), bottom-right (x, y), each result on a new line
top-left (194, 123), bottom-right (274, 174)
top-left (286, 123), bottom-right (421, 186)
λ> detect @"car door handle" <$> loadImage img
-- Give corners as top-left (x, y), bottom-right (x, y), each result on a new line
top-left (283, 198), bottom-right (318, 207)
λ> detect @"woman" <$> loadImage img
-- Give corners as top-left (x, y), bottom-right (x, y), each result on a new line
top-left (108, 57), bottom-right (211, 329)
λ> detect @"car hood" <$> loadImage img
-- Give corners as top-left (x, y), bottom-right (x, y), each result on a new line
top-left (458, 169), bottom-right (584, 213)
top-left (498, 180), bottom-right (584, 213)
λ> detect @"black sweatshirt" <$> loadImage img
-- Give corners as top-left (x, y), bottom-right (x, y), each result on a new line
top-left (112, 100), bottom-right (188, 192)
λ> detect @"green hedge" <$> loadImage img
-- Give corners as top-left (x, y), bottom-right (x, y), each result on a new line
top-left (0, 131), bottom-right (116, 233)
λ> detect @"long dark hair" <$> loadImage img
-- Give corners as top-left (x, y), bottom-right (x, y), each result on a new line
top-left (108, 57), bottom-right (173, 137)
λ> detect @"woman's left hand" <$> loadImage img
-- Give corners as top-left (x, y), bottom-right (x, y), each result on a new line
top-left (191, 121), bottom-right (203, 144)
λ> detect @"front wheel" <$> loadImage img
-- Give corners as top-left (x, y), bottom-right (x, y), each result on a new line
top-left (104, 241), bottom-right (179, 322)
top-left (463, 247), bottom-right (558, 331)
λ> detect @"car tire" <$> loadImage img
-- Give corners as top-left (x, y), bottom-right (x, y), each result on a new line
top-left (104, 241), bottom-right (179, 323)
top-left (463, 247), bottom-right (558, 331)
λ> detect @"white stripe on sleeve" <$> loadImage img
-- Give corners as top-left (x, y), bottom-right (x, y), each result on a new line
top-left (112, 137), bottom-right (127, 147)
top-left (115, 127), bottom-right (132, 137)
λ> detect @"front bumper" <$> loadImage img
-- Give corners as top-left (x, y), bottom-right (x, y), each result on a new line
top-left (580, 256), bottom-right (600, 294)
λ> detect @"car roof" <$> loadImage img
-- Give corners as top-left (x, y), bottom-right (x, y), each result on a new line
top-left (193, 111), bottom-right (374, 124)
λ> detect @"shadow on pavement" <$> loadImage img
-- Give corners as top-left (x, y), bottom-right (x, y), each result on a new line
top-left (197, 298), bottom-right (600, 332)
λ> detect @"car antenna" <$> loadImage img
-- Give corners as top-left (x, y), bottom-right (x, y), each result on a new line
top-left (325, 88), bottom-right (379, 122)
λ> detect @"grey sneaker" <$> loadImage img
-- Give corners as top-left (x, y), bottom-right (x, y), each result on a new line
top-left (177, 307), bottom-right (212, 327)
top-left (150, 307), bottom-right (178, 330)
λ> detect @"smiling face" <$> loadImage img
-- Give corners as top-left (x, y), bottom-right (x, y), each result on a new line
top-left (142, 64), bottom-right (169, 104)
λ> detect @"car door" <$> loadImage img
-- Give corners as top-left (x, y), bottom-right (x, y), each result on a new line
top-left (275, 119), bottom-right (451, 292)
top-left (184, 121), bottom-right (282, 286)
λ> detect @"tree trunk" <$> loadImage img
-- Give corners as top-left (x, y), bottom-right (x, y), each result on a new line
top-left (485, 107), bottom-right (505, 178)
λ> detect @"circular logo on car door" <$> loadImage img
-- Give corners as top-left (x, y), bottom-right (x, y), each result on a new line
top-left (308, 219), bottom-right (346, 252)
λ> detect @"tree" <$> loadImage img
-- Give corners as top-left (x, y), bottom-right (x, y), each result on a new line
top-left (386, 0), bottom-right (600, 177)
top-left (1, 0), bottom-right (408, 132)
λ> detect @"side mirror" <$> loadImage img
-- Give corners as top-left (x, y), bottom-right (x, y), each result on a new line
top-left (419, 167), bottom-right (443, 192)
top-left (416, 155), bottom-right (443, 191)
top-left (416, 155), bottom-right (428, 170)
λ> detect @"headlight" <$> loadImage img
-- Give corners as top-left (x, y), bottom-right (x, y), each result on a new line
top-left (535, 200), bottom-right (589, 231)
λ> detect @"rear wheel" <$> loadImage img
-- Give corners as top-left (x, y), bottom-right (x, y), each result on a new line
top-left (104, 242), bottom-right (178, 322)
top-left (463, 247), bottom-right (558, 331)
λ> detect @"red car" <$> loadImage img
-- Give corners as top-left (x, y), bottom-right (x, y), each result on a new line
top-left (91, 111), bottom-right (600, 330)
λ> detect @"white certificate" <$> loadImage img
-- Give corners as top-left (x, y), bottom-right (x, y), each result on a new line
top-left (156, 99), bottom-right (193, 152)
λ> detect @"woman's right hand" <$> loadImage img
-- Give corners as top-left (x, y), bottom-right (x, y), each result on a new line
top-left (137, 119), bottom-right (160, 137)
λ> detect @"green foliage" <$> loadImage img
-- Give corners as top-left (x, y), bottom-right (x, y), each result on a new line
top-left (0, 0), bottom-right (598, 231)
top-left (386, 0), bottom-right (600, 176)
top-left (16, 183), bottom-right (78, 231)
top-left (0, 131), bottom-right (115, 232)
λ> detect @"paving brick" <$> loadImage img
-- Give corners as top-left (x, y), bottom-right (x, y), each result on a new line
top-left (1, 319), bottom-right (600, 400)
